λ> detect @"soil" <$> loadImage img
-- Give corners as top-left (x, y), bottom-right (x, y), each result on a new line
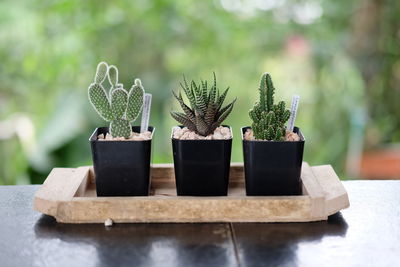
top-left (244, 128), bottom-right (300, 141)
top-left (173, 126), bottom-right (232, 140)
top-left (98, 131), bottom-right (152, 141)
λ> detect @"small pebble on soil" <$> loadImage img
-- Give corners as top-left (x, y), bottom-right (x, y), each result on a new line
top-left (98, 131), bottom-right (152, 141)
top-left (173, 126), bottom-right (232, 140)
top-left (244, 128), bottom-right (300, 141)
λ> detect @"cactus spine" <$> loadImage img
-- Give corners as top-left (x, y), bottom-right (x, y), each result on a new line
top-left (171, 73), bottom-right (236, 136)
top-left (249, 73), bottom-right (291, 141)
top-left (88, 62), bottom-right (144, 138)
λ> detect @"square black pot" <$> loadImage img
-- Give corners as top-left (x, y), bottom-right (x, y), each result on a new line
top-left (241, 126), bottom-right (305, 196)
top-left (89, 126), bottom-right (154, 197)
top-left (171, 126), bottom-right (232, 196)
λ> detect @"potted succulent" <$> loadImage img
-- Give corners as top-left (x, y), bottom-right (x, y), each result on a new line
top-left (88, 62), bottom-right (154, 197)
top-left (242, 73), bottom-right (305, 196)
top-left (171, 73), bottom-right (236, 196)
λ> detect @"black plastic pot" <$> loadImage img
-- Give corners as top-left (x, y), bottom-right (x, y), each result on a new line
top-left (241, 126), bottom-right (305, 196)
top-left (172, 126), bottom-right (232, 196)
top-left (89, 126), bottom-right (154, 197)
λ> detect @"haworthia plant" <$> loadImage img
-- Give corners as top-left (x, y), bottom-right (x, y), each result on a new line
top-left (249, 73), bottom-right (291, 141)
top-left (88, 62), bottom-right (144, 138)
top-left (171, 72), bottom-right (236, 136)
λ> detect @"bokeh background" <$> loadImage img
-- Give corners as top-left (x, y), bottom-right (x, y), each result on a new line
top-left (1, 0), bottom-right (399, 185)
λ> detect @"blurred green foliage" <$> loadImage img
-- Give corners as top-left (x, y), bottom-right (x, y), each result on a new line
top-left (0, 0), bottom-right (399, 184)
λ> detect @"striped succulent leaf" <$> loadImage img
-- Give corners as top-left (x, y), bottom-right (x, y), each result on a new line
top-left (172, 91), bottom-right (195, 122)
top-left (171, 111), bottom-right (196, 132)
top-left (180, 75), bottom-right (196, 109)
top-left (217, 87), bottom-right (229, 109)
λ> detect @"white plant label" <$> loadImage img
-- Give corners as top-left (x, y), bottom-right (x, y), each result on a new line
top-left (287, 95), bottom-right (300, 132)
top-left (140, 93), bottom-right (152, 133)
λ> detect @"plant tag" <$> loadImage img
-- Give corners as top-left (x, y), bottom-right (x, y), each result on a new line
top-left (287, 95), bottom-right (300, 132)
top-left (140, 93), bottom-right (152, 133)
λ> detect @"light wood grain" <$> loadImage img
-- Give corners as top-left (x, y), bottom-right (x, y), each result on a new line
top-left (33, 163), bottom-right (349, 223)
top-left (301, 162), bottom-right (326, 219)
top-left (311, 165), bottom-right (350, 215)
top-left (34, 167), bottom-right (90, 215)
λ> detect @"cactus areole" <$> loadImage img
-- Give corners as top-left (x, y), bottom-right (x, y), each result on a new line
top-left (88, 62), bottom-right (145, 139)
top-left (249, 73), bottom-right (291, 141)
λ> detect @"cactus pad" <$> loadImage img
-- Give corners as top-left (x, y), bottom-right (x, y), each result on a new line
top-left (108, 65), bottom-right (119, 88)
top-left (126, 79), bottom-right (144, 121)
top-left (110, 119), bottom-right (131, 138)
top-left (111, 88), bottom-right (128, 119)
top-left (88, 83), bottom-right (113, 121)
top-left (94, 62), bottom-right (108, 84)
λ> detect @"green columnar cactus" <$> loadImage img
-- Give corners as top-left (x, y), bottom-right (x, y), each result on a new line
top-left (88, 62), bottom-right (144, 138)
top-left (171, 73), bottom-right (236, 136)
top-left (249, 73), bottom-right (291, 141)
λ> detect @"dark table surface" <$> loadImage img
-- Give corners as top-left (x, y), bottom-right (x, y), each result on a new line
top-left (1, 181), bottom-right (400, 267)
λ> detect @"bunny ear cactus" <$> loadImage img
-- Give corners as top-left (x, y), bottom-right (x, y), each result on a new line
top-left (249, 73), bottom-right (291, 141)
top-left (171, 72), bottom-right (236, 136)
top-left (88, 62), bottom-right (144, 138)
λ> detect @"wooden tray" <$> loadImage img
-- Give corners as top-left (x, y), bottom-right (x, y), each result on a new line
top-left (33, 163), bottom-right (349, 223)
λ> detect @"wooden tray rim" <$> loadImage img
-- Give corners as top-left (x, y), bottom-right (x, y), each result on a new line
top-left (33, 162), bottom-right (349, 223)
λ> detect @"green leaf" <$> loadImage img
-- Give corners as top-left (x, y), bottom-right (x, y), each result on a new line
top-left (193, 81), bottom-right (207, 116)
top-left (171, 111), bottom-right (196, 131)
top-left (201, 79), bottom-right (208, 105)
top-left (180, 75), bottom-right (197, 109)
top-left (217, 98), bottom-right (236, 119)
top-left (195, 114), bottom-right (209, 136)
top-left (216, 98), bottom-right (236, 125)
top-left (204, 102), bottom-right (217, 125)
top-left (208, 72), bottom-right (217, 104)
top-left (217, 87), bottom-right (229, 109)
top-left (172, 91), bottom-right (195, 122)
